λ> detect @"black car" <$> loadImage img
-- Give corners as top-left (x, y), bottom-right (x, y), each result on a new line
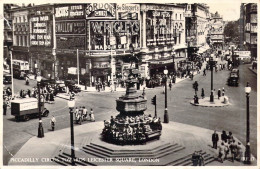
top-left (3, 74), bottom-right (12, 84)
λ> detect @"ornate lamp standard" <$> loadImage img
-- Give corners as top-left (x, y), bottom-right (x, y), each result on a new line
top-left (209, 56), bottom-right (216, 102)
top-left (37, 76), bottom-right (44, 138)
top-left (68, 99), bottom-right (76, 166)
top-left (163, 66), bottom-right (169, 123)
top-left (244, 82), bottom-right (251, 164)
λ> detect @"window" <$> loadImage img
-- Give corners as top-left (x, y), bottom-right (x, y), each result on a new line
top-left (16, 36), bottom-right (19, 46)
top-left (24, 16), bottom-right (28, 22)
top-left (180, 14), bottom-right (182, 20)
top-left (176, 14), bottom-right (177, 20)
top-left (24, 36), bottom-right (27, 46)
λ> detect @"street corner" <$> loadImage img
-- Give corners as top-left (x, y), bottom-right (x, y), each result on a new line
top-left (190, 96), bottom-right (230, 107)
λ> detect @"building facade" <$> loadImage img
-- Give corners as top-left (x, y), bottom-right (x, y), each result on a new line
top-left (8, 3), bottom-right (219, 86)
top-left (209, 12), bottom-right (224, 50)
top-left (242, 3), bottom-right (257, 59)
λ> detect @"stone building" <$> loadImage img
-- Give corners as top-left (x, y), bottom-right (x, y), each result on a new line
top-left (240, 3), bottom-right (257, 59)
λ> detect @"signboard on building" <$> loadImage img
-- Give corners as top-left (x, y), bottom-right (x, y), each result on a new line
top-left (30, 15), bottom-right (53, 47)
top-left (85, 3), bottom-right (116, 18)
top-left (234, 51), bottom-right (251, 57)
top-left (56, 36), bottom-right (86, 50)
top-left (68, 67), bottom-right (77, 74)
top-left (146, 10), bottom-right (172, 46)
top-left (89, 20), bottom-right (140, 50)
top-left (56, 20), bottom-right (86, 34)
top-left (55, 4), bottom-right (85, 20)
top-left (116, 4), bottom-right (140, 20)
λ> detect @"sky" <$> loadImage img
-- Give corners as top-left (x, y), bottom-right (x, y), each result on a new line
top-left (207, 2), bottom-right (242, 21)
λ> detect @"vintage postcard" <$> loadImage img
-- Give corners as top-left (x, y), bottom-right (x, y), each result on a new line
top-left (1, 0), bottom-right (259, 168)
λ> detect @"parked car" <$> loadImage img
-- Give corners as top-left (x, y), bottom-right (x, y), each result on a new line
top-left (3, 74), bottom-right (12, 84)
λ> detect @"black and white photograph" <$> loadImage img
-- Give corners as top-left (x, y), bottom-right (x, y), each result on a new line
top-left (2, 0), bottom-right (259, 167)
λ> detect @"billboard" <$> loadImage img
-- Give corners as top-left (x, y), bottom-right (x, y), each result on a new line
top-left (89, 20), bottom-right (140, 50)
top-left (30, 15), bottom-right (53, 47)
top-left (55, 4), bottom-right (85, 20)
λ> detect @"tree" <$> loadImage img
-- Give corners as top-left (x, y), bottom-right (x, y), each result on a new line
top-left (224, 20), bottom-right (240, 44)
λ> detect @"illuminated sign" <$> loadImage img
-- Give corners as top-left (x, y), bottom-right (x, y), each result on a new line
top-left (116, 4), bottom-right (140, 20)
top-left (55, 5), bottom-right (85, 20)
top-left (56, 20), bottom-right (86, 34)
top-left (85, 3), bottom-right (116, 18)
top-left (89, 20), bottom-right (140, 51)
top-left (30, 15), bottom-right (52, 47)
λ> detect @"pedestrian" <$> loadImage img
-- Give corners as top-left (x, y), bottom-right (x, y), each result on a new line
top-left (198, 152), bottom-right (205, 166)
top-left (203, 68), bottom-right (206, 76)
top-left (75, 107), bottom-right (79, 119)
top-left (46, 91), bottom-right (49, 103)
top-left (20, 90), bottom-right (23, 98)
top-left (192, 151), bottom-right (199, 166)
top-left (226, 131), bottom-right (233, 143)
top-left (3, 98), bottom-right (7, 115)
top-left (90, 108), bottom-right (95, 122)
top-left (49, 91), bottom-right (54, 104)
top-left (218, 89), bottom-right (221, 99)
top-left (201, 88), bottom-right (205, 99)
top-left (221, 130), bottom-right (227, 142)
top-left (236, 142), bottom-right (243, 161)
top-left (82, 106), bottom-right (88, 121)
top-left (27, 89), bottom-right (31, 97)
top-left (79, 106), bottom-right (83, 119)
top-left (172, 75), bottom-right (176, 84)
top-left (50, 115), bottom-right (56, 131)
top-left (222, 87), bottom-right (225, 96)
top-left (224, 140), bottom-right (229, 160)
top-left (169, 82), bottom-right (172, 91)
top-left (212, 130), bottom-right (219, 149)
top-left (229, 140), bottom-right (237, 162)
top-left (218, 142), bottom-right (225, 163)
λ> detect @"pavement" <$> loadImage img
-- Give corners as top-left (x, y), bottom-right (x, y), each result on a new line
top-left (190, 96), bottom-right (230, 107)
top-left (248, 67), bottom-right (257, 75)
top-left (8, 121), bottom-right (256, 166)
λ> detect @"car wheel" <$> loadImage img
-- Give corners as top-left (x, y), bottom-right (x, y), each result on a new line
top-left (24, 115), bottom-right (30, 121)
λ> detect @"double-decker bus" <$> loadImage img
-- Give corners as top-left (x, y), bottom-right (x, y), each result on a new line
top-left (12, 59), bottom-right (29, 79)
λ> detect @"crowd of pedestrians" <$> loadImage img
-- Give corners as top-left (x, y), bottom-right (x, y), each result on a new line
top-left (212, 130), bottom-right (243, 163)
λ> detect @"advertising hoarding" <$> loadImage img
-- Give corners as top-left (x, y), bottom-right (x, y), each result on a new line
top-left (89, 20), bottom-right (140, 50)
top-left (30, 15), bottom-right (53, 47)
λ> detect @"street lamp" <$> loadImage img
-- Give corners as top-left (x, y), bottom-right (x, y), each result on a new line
top-left (244, 82), bottom-right (251, 164)
top-left (172, 51), bottom-right (176, 76)
top-left (209, 57), bottom-right (216, 102)
top-left (37, 76), bottom-right (44, 138)
top-left (163, 66), bottom-right (169, 123)
top-left (68, 99), bottom-right (76, 166)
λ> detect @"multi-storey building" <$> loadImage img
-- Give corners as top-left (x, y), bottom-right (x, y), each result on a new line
top-left (140, 3), bottom-right (187, 77)
top-left (8, 3), bottom-right (217, 86)
top-left (185, 3), bottom-right (210, 61)
top-left (241, 3), bottom-right (257, 59)
top-left (209, 12), bottom-right (224, 50)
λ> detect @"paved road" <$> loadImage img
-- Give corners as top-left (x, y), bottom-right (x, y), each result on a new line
top-left (3, 63), bottom-right (257, 165)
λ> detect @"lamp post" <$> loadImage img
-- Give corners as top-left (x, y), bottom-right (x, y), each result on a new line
top-left (209, 56), bottom-right (215, 102)
top-left (244, 82), bottom-right (251, 164)
top-left (37, 76), bottom-right (44, 138)
top-left (172, 51), bottom-right (176, 76)
top-left (163, 66), bottom-right (169, 123)
top-left (68, 99), bottom-right (76, 166)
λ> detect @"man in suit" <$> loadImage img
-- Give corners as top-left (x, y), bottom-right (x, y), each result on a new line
top-left (212, 130), bottom-right (219, 149)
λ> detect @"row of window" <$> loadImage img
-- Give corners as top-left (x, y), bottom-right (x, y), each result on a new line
top-left (13, 15), bottom-right (28, 23)
top-left (13, 35), bottom-right (29, 47)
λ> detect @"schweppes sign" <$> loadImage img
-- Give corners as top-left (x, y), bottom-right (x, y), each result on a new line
top-left (86, 3), bottom-right (116, 18)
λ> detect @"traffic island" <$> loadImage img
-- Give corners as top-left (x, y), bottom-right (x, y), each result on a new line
top-left (190, 96), bottom-right (230, 107)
